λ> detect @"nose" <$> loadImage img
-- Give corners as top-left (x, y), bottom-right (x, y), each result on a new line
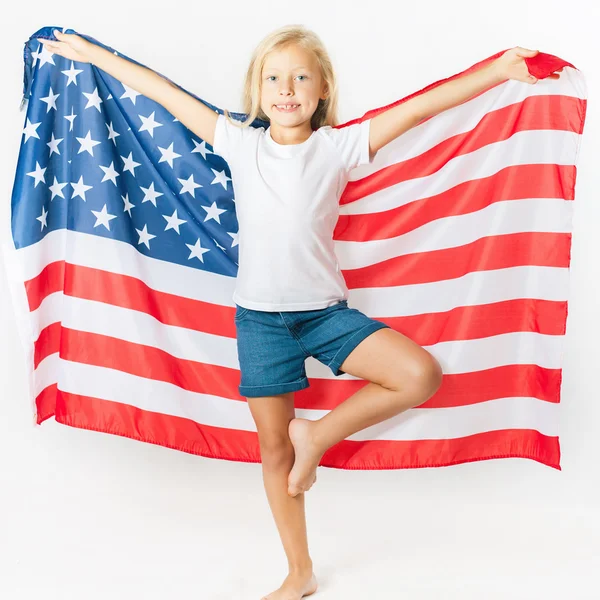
top-left (278, 79), bottom-right (294, 95)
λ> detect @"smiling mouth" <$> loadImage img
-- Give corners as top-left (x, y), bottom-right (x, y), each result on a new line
top-left (274, 104), bottom-right (300, 112)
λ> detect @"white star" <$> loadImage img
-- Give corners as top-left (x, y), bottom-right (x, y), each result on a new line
top-left (186, 238), bottom-right (210, 263)
top-left (157, 142), bottom-right (181, 167)
top-left (200, 201), bottom-right (227, 224)
top-left (210, 168), bottom-right (232, 191)
top-left (120, 151), bottom-right (141, 176)
top-left (138, 111), bottom-right (163, 137)
top-left (61, 61), bottom-right (84, 86)
top-left (47, 132), bottom-right (63, 156)
top-left (91, 204), bottom-right (118, 231)
top-left (36, 205), bottom-right (49, 230)
top-left (64, 107), bottom-right (77, 131)
top-left (227, 231), bottom-right (240, 248)
top-left (136, 224), bottom-right (156, 249)
top-left (106, 121), bottom-right (120, 145)
top-left (76, 130), bottom-right (101, 156)
top-left (140, 181), bottom-right (164, 207)
top-left (163, 210), bottom-right (187, 234)
top-left (107, 93), bottom-right (113, 100)
top-left (40, 86), bottom-right (60, 112)
top-left (31, 44), bottom-right (42, 67)
top-left (121, 193), bottom-right (135, 216)
top-left (23, 118), bottom-right (41, 142)
top-left (37, 44), bottom-right (56, 68)
top-left (120, 83), bottom-right (141, 105)
top-left (26, 161), bottom-right (47, 187)
top-left (70, 175), bottom-right (93, 201)
top-left (191, 139), bottom-right (211, 160)
top-left (82, 87), bottom-right (103, 112)
top-left (177, 174), bottom-right (203, 198)
top-left (99, 161), bottom-right (120, 185)
top-left (49, 176), bottom-right (68, 200)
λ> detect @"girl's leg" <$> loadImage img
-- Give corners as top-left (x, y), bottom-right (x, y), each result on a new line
top-left (247, 392), bottom-right (318, 600)
top-left (287, 327), bottom-right (444, 496)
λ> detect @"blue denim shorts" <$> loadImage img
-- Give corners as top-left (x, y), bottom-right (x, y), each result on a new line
top-left (234, 299), bottom-right (391, 398)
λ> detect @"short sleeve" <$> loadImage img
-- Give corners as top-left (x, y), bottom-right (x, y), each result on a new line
top-left (322, 119), bottom-right (373, 171)
top-left (212, 113), bottom-right (253, 164)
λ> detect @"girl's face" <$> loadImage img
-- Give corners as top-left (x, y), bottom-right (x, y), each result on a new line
top-left (260, 44), bottom-right (328, 129)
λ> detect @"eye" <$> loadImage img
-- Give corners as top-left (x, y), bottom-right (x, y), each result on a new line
top-left (265, 75), bottom-right (308, 81)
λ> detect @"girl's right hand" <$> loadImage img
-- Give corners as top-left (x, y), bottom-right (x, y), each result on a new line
top-left (37, 29), bottom-right (92, 64)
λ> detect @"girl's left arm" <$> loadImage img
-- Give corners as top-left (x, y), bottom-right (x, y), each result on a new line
top-left (368, 46), bottom-right (563, 156)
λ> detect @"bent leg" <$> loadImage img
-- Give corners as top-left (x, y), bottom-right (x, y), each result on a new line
top-left (287, 328), bottom-right (443, 496)
top-left (314, 327), bottom-right (443, 452)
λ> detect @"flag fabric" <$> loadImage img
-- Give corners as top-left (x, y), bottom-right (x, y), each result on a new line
top-left (3, 26), bottom-right (587, 470)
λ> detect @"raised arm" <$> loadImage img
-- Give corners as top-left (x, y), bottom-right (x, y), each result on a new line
top-left (368, 47), bottom-right (563, 157)
top-left (38, 30), bottom-right (219, 147)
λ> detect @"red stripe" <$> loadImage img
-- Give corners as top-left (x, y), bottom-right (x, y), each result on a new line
top-left (25, 261), bottom-right (238, 332)
top-left (33, 327), bottom-right (562, 409)
top-left (337, 163), bottom-right (575, 242)
top-left (344, 231), bottom-right (572, 289)
top-left (36, 388), bottom-right (560, 470)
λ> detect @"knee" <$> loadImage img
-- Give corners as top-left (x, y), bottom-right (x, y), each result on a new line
top-left (408, 354), bottom-right (443, 404)
top-left (258, 432), bottom-right (295, 468)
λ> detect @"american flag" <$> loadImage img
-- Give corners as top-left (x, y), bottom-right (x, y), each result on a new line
top-left (3, 26), bottom-right (587, 470)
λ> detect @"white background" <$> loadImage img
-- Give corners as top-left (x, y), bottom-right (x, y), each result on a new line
top-left (1, 1), bottom-right (599, 598)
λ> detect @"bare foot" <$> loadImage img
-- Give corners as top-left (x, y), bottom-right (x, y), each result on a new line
top-left (261, 571), bottom-right (318, 600)
top-left (288, 418), bottom-right (323, 497)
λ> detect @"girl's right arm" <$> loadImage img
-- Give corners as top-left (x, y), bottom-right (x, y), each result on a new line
top-left (39, 30), bottom-right (219, 147)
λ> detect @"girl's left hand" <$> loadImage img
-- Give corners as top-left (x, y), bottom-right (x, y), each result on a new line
top-left (493, 47), bottom-right (564, 84)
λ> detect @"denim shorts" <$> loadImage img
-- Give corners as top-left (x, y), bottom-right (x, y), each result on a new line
top-left (234, 299), bottom-right (391, 398)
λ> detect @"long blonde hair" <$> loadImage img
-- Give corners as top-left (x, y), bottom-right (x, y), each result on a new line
top-left (223, 24), bottom-right (340, 131)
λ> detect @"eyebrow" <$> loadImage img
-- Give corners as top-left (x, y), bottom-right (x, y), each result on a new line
top-left (263, 66), bottom-right (311, 72)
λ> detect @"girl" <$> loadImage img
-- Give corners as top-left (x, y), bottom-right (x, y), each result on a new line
top-left (39, 25), bottom-right (561, 600)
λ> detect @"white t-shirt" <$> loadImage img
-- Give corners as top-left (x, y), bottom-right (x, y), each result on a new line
top-left (213, 112), bottom-right (373, 312)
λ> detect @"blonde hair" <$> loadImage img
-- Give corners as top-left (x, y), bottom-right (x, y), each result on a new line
top-left (223, 24), bottom-right (340, 131)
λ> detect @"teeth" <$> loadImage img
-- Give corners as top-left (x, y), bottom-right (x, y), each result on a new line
top-left (276, 104), bottom-right (298, 110)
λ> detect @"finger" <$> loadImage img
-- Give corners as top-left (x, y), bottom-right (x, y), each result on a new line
top-left (517, 47), bottom-right (539, 57)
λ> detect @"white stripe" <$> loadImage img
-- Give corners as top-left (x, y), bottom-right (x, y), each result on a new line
top-left (8, 228), bottom-right (237, 305)
top-left (347, 264), bottom-right (570, 316)
top-left (31, 292), bottom-right (566, 377)
top-left (34, 354), bottom-right (559, 440)
top-left (338, 197), bottom-right (574, 269)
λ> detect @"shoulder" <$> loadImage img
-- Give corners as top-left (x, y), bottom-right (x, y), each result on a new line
top-left (216, 113), bottom-right (264, 139)
top-left (213, 112), bottom-right (264, 162)
top-left (316, 120), bottom-right (372, 171)
top-left (318, 120), bottom-right (370, 141)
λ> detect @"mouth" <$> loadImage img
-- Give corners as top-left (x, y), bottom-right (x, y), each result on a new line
top-left (274, 104), bottom-right (300, 113)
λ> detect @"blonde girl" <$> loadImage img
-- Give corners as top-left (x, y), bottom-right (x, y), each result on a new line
top-left (40, 25), bottom-right (559, 600)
